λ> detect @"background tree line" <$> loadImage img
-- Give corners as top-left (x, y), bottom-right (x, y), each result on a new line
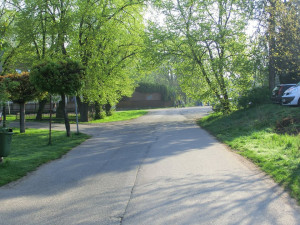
top-left (0, 0), bottom-right (299, 118)
top-left (146, 0), bottom-right (299, 112)
top-left (0, 0), bottom-right (148, 126)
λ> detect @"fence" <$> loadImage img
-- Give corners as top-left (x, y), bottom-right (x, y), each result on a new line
top-left (1, 102), bottom-right (76, 114)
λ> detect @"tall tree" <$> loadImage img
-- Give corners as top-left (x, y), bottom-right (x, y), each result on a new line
top-left (4, 0), bottom-right (147, 122)
top-left (6, 0), bottom-right (76, 119)
top-left (72, 0), bottom-right (146, 121)
top-left (272, 0), bottom-right (299, 83)
top-left (149, 0), bottom-right (254, 112)
top-left (258, 0), bottom-right (300, 89)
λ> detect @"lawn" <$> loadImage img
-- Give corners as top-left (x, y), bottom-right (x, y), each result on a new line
top-left (12, 109), bottom-right (148, 124)
top-left (198, 104), bottom-right (300, 203)
top-left (86, 110), bottom-right (148, 123)
top-left (0, 129), bottom-right (90, 186)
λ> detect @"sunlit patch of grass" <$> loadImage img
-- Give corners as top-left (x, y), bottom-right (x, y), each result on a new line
top-left (199, 104), bottom-right (300, 203)
top-left (0, 129), bottom-right (90, 186)
top-left (86, 110), bottom-right (148, 123)
top-left (19, 110), bottom-right (148, 124)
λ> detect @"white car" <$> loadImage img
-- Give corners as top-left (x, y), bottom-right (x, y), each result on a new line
top-left (282, 82), bottom-right (300, 106)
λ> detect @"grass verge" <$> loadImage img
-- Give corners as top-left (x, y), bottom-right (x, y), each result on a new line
top-left (198, 104), bottom-right (300, 203)
top-left (14, 109), bottom-right (148, 124)
top-left (86, 110), bottom-right (148, 123)
top-left (0, 129), bottom-right (90, 186)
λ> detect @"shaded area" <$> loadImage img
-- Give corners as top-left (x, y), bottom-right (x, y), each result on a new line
top-left (123, 174), bottom-right (294, 225)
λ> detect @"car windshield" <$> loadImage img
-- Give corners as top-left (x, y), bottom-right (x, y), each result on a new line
top-left (296, 82), bottom-right (300, 87)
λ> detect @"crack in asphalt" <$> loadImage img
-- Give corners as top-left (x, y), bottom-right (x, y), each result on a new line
top-left (119, 134), bottom-right (160, 225)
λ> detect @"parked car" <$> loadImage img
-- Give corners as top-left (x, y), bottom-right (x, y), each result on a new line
top-left (271, 84), bottom-right (296, 104)
top-left (282, 82), bottom-right (300, 106)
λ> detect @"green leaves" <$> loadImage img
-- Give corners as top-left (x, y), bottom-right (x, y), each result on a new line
top-left (74, 0), bottom-right (146, 105)
top-left (30, 58), bottom-right (85, 96)
top-left (149, 0), bottom-right (254, 112)
top-left (1, 72), bottom-right (40, 104)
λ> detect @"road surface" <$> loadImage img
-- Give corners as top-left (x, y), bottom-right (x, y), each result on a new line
top-left (0, 107), bottom-right (299, 225)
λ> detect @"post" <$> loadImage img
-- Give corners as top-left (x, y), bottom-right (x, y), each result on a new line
top-left (48, 95), bottom-right (52, 145)
top-left (74, 96), bottom-right (79, 134)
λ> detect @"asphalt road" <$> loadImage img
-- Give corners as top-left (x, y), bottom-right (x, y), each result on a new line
top-left (1, 107), bottom-right (300, 225)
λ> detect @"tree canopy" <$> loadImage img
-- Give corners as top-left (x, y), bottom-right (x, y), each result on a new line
top-left (147, 0), bottom-right (255, 112)
top-left (0, 72), bottom-right (40, 132)
top-left (30, 58), bottom-right (85, 96)
top-left (1, 0), bottom-right (298, 115)
top-left (30, 58), bottom-right (84, 137)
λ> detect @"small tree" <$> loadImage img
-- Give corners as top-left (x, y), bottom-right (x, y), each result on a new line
top-left (1, 72), bottom-right (40, 132)
top-left (30, 58), bottom-right (84, 137)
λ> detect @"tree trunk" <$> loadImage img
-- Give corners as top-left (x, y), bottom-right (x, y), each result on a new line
top-left (20, 102), bottom-right (25, 133)
top-left (56, 100), bottom-right (64, 118)
top-left (105, 103), bottom-right (112, 116)
top-left (94, 101), bottom-right (105, 119)
top-left (268, 0), bottom-right (277, 92)
top-left (77, 96), bottom-right (89, 122)
top-left (61, 94), bottom-right (70, 137)
top-left (36, 98), bottom-right (47, 120)
top-left (48, 95), bottom-right (52, 145)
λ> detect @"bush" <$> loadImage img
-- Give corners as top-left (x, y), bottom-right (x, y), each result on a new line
top-left (238, 86), bottom-right (271, 108)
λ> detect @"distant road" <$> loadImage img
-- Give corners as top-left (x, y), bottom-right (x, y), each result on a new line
top-left (1, 107), bottom-right (300, 225)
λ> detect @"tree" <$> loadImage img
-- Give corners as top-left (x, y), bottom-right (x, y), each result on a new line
top-left (272, 0), bottom-right (299, 83)
top-left (0, 1), bottom-right (19, 75)
top-left (1, 72), bottom-right (40, 133)
top-left (257, 0), bottom-right (300, 90)
top-left (72, 0), bottom-right (146, 121)
top-left (9, 0), bottom-right (75, 119)
top-left (30, 58), bottom-right (84, 137)
top-left (3, 0), bottom-right (147, 122)
top-left (148, 0), bottom-right (254, 113)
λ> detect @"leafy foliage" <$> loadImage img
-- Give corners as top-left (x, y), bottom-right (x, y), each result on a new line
top-left (1, 72), bottom-right (39, 103)
top-left (272, 0), bottom-right (300, 83)
top-left (262, 0), bottom-right (300, 88)
top-left (30, 58), bottom-right (84, 96)
top-left (30, 58), bottom-right (84, 137)
top-left (238, 87), bottom-right (271, 108)
top-left (72, 0), bottom-right (146, 106)
top-left (148, 0), bottom-right (255, 113)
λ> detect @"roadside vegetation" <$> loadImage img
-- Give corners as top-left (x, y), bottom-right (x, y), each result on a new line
top-left (86, 110), bottom-right (148, 123)
top-left (199, 104), bottom-right (300, 203)
top-left (0, 129), bottom-right (90, 186)
top-left (9, 109), bottom-right (148, 124)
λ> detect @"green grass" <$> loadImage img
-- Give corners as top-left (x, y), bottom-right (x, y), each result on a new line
top-left (86, 110), bottom-right (148, 123)
top-left (10, 109), bottom-right (148, 124)
top-left (199, 104), bottom-right (300, 203)
top-left (0, 129), bottom-right (90, 186)
top-left (5, 115), bottom-right (16, 122)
